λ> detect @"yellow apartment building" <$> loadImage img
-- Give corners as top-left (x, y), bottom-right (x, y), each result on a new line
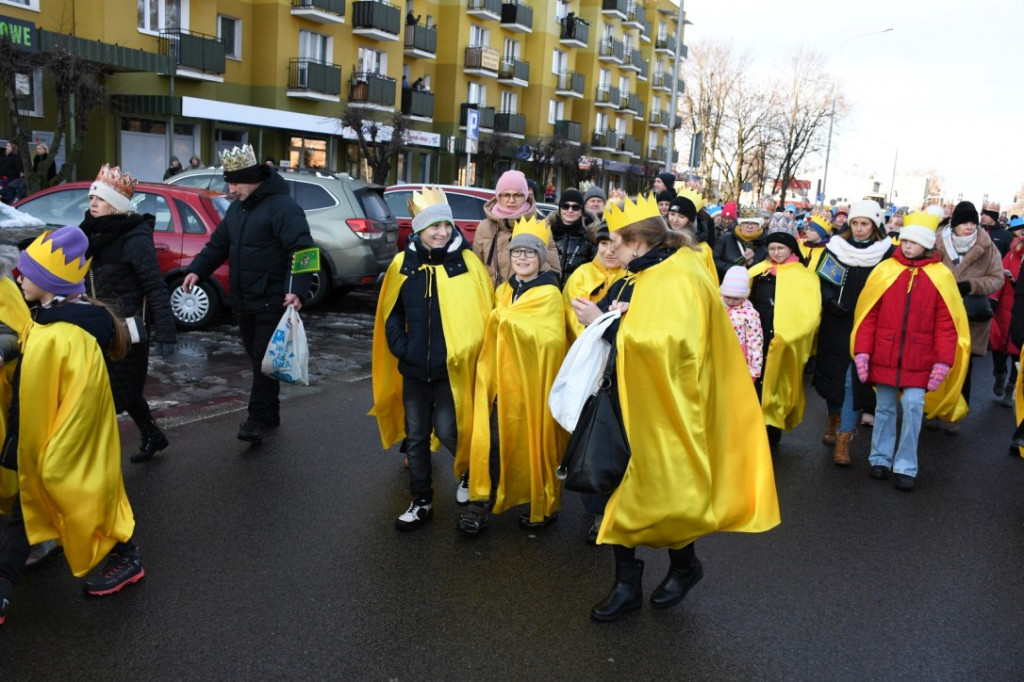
top-left (0, 0), bottom-right (685, 192)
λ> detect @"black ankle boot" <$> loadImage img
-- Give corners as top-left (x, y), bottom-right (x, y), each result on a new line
top-left (591, 559), bottom-right (644, 622)
top-left (130, 422), bottom-right (169, 463)
top-left (650, 546), bottom-right (704, 608)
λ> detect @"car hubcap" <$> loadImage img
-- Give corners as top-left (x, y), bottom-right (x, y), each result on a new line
top-left (170, 285), bottom-right (210, 324)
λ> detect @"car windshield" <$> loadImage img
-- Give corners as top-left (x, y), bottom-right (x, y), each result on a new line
top-left (358, 189), bottom-right (394, 223)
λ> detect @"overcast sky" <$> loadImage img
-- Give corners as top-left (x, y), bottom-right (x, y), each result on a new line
top-left (685, 0), bottom-right (1023, 206)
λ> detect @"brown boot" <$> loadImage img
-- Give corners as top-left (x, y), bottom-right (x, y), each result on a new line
top-left (822, 414), bottom-right (840, 446)
top-left (833, 431), bottom-right (853, 466)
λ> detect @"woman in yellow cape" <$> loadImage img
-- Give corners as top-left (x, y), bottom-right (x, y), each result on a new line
top-left (665, 189), bottom-right (717, 278)
top-left (749, 226), bottom-right (822, 449)
top-left (459, 216), bottom-right (568, 533)
top-left (562, 222), bottom-right (624, 341)
top-left (571, 195), bottom-right (779, 622)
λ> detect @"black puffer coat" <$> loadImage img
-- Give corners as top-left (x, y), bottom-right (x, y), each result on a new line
top-left (547, 210), bottom-right (597, 288)
top-left (188, 172), bottom-right (315, 315)
top-left (713, 228), bottom-right (767, 282)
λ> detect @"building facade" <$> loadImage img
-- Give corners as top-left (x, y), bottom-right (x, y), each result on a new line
top-left (0, 0), bottom-right (685, 192)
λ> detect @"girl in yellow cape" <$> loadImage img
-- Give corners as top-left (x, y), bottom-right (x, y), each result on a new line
top-left (665, 189), bottom-right (717, 278)
top-left (572, 195), bottom-right (779, 622)
top-left (562, 221), bottom-right (624, 343)
top-left (458, 216), bottom-right (568, 534)
top-left (749, 224), bottom-right (822, 450)
top-left (1, 226), bottom-right (142, 627)
top-left (370, 188), bottom-right (494, 531)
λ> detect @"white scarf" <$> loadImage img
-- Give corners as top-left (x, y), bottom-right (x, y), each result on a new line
top-left (824, 237), bottom-right (891, 267)
top-left (943, 227), bottom-right (977, 260)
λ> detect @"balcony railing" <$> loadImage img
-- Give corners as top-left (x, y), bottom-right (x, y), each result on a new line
top-left (498, 58), bottom-right (529, 83)
top-left (559, 16), bottom-right (589, 45)
top-left (652, 73), bottom-right (669, 91)
top-left (601, 0), bottom-right (628, 18)
top-left (494, 112), bottom-right (526, 135)
top-left (625, 2), bottom-right (645, 27)
top-left (628, 48), bottom-right (644, 71)
top-left (649, 110), bottom-right (666, 127)
top-left (554, 120), bottom-right (581, 143)
top-left (655, 35), bottom-right (676, 54)
top-left (599, 38), bottom-right (624, 62)
top-left (467, 0), bottom-right (502, 19)
top-left (351, 0), bottom-right (401, 37)
top-left (620, 92), bottom-right (640, 114)
top-left (591, 129), bottom-right (618, 150)
top-left (595, 86), bottom-right (620, 106)
top-left (159, 28), bottom-right (225, 75)
top-left (500, 1), bottom-right (533, 31)
top-left (619, 135), bottom-right (641, 157)
top-left (460, 103), bottom-right (495, 129)
top-left (404, 24), bottom-right (437, 55)
top-left (349, 71), bottom-right (397, 106)
top-left (290, 0), bottom-right (345, 22)
top-left (639, 19), bottom-right (651, 42)
top-left (288, 58), bottom-right (342, 95)
top-left (637, 59), bottom-right (649, 80)
top-left (464, 46), bottom-right (501, 74)
top-left (401, 89), bottom-right (434, 118)
top-left (647, 146), bottom-right (664, 160)
top-left (556, 70), bottom-right (585, 96)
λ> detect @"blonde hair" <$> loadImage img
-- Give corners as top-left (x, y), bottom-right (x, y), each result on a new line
top-left (617, 216), bottom-right (696, 251)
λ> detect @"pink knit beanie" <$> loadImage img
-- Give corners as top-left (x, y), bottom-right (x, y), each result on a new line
top-left (494, 170), bottom-right (528, 198)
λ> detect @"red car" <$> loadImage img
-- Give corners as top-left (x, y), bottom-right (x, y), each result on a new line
top-left (384, 184), bottom-right (495, 250)
top-left (16, 182), bottom-right (232, 330)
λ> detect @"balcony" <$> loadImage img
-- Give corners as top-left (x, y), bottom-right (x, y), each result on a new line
top-left (464, 46), bottom-right (501, 76)
top-left (624, 2), bottom-right (645, 29)
top-left (624, 48), bottom-right (643, 73)
top-left (598, 38), bottom-right (624, 63)
top-left (649, 110), bottom-right (667, 129)
top-left (601, 0), bottom-right (628, 20)
top-left (559, 16), bottom-right (589, 47)
top-left (348, 72), bottom-right (397, 108)
top-left (159, 29), bottom-right (225, 81)
top-left (287, 58), bottom-right (342, 100)
top-left (652, 73), bottom-right (669, 92)
top-left (494, 112), bottom-right (526, 137)
top-left (554, 120), bottom-right (582, 144)
top-left (404, 24), bottom-right (437, 58)
top-left (500, 1), bottom-right (533, 33)
top-left (655, 35), bottom-right (676, 55)
top-left (636, 58), bottom-right (648, 81)
top-left (460, 103), bottom-right (495, 130)
top-left (401, 89), bottom-right (434, 119)
top-left (647, 146), bottom-right (665, 161)
top-left (497, 58), bottom-right (529, 86)
top-left (639, 19), bottom-right (651, 42)
top-left (467, 0), bottom-right (502, 20)
top-left (619, 135), bottom-right (641, 158)
top-left (595, 85), bottom-right (620, 108)
top-left (351, 0), bottom-right (401, 41)
top-left (591, 129), bottom-right (618, 151)
top-left (555, 70), bottom-right (585, 98)
top-left (290, 0), bottom-right (345, 24)
top-left (619, 92), bottom-right (640, 116)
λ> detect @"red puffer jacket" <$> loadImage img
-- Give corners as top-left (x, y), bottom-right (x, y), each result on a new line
top-left (989, 238), bottom-right (1024, 354)
top-left (854, 250), bottom-right (958, 389)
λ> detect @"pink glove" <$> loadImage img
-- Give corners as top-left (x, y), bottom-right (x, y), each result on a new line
top-left (854, 353), bottom-right (870, 383)
top-left (927, 363), bottom-right (951, 392)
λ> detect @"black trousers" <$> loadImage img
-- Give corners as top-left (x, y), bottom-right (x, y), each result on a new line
top-left (403, 377), bottom-right (458, 503)
top-left (0, 493), bottom-right (29, 585)
top-left (238, 311), bottom-right (281, 424)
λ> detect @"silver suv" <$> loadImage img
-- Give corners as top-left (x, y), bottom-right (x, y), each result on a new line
top-left (168, 168), bottom-right (398, 306)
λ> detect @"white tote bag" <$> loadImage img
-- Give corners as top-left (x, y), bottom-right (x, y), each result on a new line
top-left (261, 304), bottom-right (310, 385)
top-left (548, 309), bottom-right (621, 432)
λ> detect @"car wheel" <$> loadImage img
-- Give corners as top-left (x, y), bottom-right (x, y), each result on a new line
top-left (305, 266), bottom-right (331, 308)
top-left (169, 277), bottom-right (223, 330)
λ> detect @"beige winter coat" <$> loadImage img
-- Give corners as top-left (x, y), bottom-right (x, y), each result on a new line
top-left (472, 196), bottom-right (561, 288)
top-left (935, 227), bottom-right (1004, 356)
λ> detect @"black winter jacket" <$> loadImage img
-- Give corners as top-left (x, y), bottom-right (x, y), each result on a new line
top-left (385, 230), bottom-right (474, 383)
top-left (188, 172), bottom-right (315, 315)
top-left (547, 211), bottom-right (597, 288)
top-left (713, 228), bottom-right (767, 282)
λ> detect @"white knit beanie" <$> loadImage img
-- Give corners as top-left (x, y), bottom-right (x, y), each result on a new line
top-left (720, 265), bottom-right (750, 298)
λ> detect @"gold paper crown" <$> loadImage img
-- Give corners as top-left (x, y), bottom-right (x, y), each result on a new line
top-left (605, 194), bottom-right (661, 232)
top-left (675, 186), bottom-right (705, 213)
top-left (902, 211), bottom-right (941, 231)
top-left (511, 215), bottom-right (551, 244)
top-left (220, 144), bottom-right (259, 172)
top-left (94, 163), bottom-right (137, 200)
top-left (408, 186), bottom-right (448, 217)
top-left (26, 229), bottom-right (91, 285)
top-left (809, 214), bottom-right (833, 234)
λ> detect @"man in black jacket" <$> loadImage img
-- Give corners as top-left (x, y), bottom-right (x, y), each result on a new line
top-left (183, 145), bottom-right (315, 443)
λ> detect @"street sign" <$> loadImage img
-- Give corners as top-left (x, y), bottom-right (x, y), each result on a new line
top-left (516, 144), bottom-right (532, 161)
top-left (466, 108), bottom-right (480, 141)
top-left (817, 193), bottom-right (824, 202)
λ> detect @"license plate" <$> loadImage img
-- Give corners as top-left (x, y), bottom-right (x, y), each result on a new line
top-left (386, 231), bottom-right (396, 243)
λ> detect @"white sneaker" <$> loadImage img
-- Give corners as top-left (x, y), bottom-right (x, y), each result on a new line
top-left (455, 473), bottom-right (470, 506)
top-left (395, 500), bottom-right (433, 531)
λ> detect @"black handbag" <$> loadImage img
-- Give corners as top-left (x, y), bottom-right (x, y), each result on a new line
top-left (962, 293), bottom-right (994, 322)
top-left (556, 344), bottom-right (631, 494)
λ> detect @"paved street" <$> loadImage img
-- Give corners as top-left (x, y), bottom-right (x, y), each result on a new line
top-left (2, 289), bottom-right (1023, 680)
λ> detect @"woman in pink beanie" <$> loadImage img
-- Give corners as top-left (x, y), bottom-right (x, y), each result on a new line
top-left (473, 170), bottom-right (561, 287)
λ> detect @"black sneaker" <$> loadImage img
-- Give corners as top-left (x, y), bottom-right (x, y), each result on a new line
top-left (0, 577), bottom-right (11, 626)
top-left (456, 503), bottom-right (491, 536)
top-left (237, 419), bottom-right (264, 443)
top-left (83, 544), bottom-right (145, 596)
top-left (870, 465), bottom-right (889, 480)
top-left (519, 510), bottom-right (558, 529)
top-left (396, 500), bottom-right (433, 531)
top-left (894, 474), bottom-right (915, 492)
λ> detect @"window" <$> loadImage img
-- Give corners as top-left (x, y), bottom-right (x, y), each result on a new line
top-left (176, 200), bottom-right (209, 235)
top-left (654, 59), bottom-right (663, 77)
top-left (548, 99), bottom-right (564, 126)
top-left (555, 0), bottom-right (569, 21)
top-left (289, 136), bottom-right (328, 170)
top-left (469, 25), bottom-right (489, 47)
top-left (602, 25), bottom-right (614, 44)
top-left (14, 67), bottom-right (42, 117)
top-left (467, 82), bottom-right (486, 105)
top-left (503, 38), bottom-right (519, 61)
top-left (357, 47), bottom-right (387, 75)
top-left (619, 75), bottom-right (629, 95)
top-left (218, 15), bottom-right (241, 59)
top-left (657, 21), bottom-right (667, 41)
top-left (648, 130), bottom-right (658, 149)
top-left (500, 91), bottom-right (517, 114)
top-left (552, 49), bottom-right (567, 76)
top-left (1, 0), bottom-right (40, 10)
top-left (447, 193), bottom-right (487, 221)
top-left (595, 112), bottom-right (608, 132)
top-left (615, 117), bottom-right (626, 137)
top-left (599, 68), bottom-right (610, 88)
top-left (300, 29), bottom-right (332, 63)
top-left (652, 96), bottom-right (662, 114)
top-left (138, 0), bottom-right (188, 33)
top-left (290, 182), bottom-right (336, 211)
top-left (132, 192), bottom-right (172, 232)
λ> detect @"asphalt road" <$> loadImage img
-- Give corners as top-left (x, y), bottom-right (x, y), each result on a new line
top-left (1, 291), bottom-right (1023, 680)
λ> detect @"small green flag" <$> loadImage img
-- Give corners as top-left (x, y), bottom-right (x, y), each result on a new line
top-left (292, 247), bottom-right (320, 274)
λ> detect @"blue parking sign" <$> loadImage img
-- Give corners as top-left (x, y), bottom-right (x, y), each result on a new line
top-left (467, 109), bottom-right (480, 141)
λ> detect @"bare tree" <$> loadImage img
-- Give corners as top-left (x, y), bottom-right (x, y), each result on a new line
top-left (530, 134), bottom-right (588, 190)
top-left (474, 131), bottom-right (515, 188)
top-left (718, 86), bottom-right (777, 200)
top-left (339, 106), bottom-right (408, 184)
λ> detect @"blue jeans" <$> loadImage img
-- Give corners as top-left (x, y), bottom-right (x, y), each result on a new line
top-left (403, 376), bottom-right (458, 503)
top-left (827, 366), bottom-right (862, 434)
top-left (869, 384), bottom-right (925, 477)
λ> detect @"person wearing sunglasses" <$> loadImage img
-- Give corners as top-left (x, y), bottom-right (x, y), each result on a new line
top-left (547, 188), bottom-right (598, 288)
top-left (473, 170), bottom-right (561, 288)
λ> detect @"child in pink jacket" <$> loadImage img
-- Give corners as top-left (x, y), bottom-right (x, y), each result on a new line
top-left (721, 265), bottom-right (763, 380)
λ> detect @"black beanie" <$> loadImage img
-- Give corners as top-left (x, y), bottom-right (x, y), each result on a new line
top-left (669, 195), bottom-right (697, 223)
top-left (656, 190), bottom-right (675, 205)
top-left (981, 208), bottom-right (1000, 224)
top-left (224, 163), bottom-right (270, 184)
top-left (558, 188), bottom-right (584, 206)
top-left (656, 172), bottom-right (676, 191)
top-left (951, 201), bottom-right (979, 229)
top-left (766, 230), bottom-right (802, 258)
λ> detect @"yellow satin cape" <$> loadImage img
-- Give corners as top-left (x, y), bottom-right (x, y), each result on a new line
top-left (369, 249), bottom-right (494, 476)
top-left (748, 260), bottom-right (822, 430)
top-left (0, 276), bottom-right (32, 515)
top-left (18, 319), bottom-right (135, 577)
top-left (468, 280), bottom-right (568, 522)
top-left (599, 248), bottom-right (780, 549)
top-left (562, 257), bottom-right (624, 341)
top-left (852, 258), bottom-right (971, 421)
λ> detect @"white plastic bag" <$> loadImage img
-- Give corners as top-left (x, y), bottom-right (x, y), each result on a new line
top-left (261, 304), bottom-right (309, 385)
top-left (548, 309), bottom-right (621, 432)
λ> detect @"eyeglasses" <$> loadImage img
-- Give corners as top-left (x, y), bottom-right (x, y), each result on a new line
top-left (510, 248), bottom-right (537, 259)
top-left (560, 202), bottom-right (581, 211)
top-left (498, 192), bottom-right (525, 202)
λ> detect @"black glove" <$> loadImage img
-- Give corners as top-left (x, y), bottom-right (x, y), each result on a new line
top-left (151, 341), bottom-right (176, 358)
top-left (957, 281), bottom-right (971, 296)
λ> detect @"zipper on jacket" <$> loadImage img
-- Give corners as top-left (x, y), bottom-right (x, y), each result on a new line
top-left (895, 270), bottom-right (915, 387)
top-left (426, 273), bottom-right (433, 382)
